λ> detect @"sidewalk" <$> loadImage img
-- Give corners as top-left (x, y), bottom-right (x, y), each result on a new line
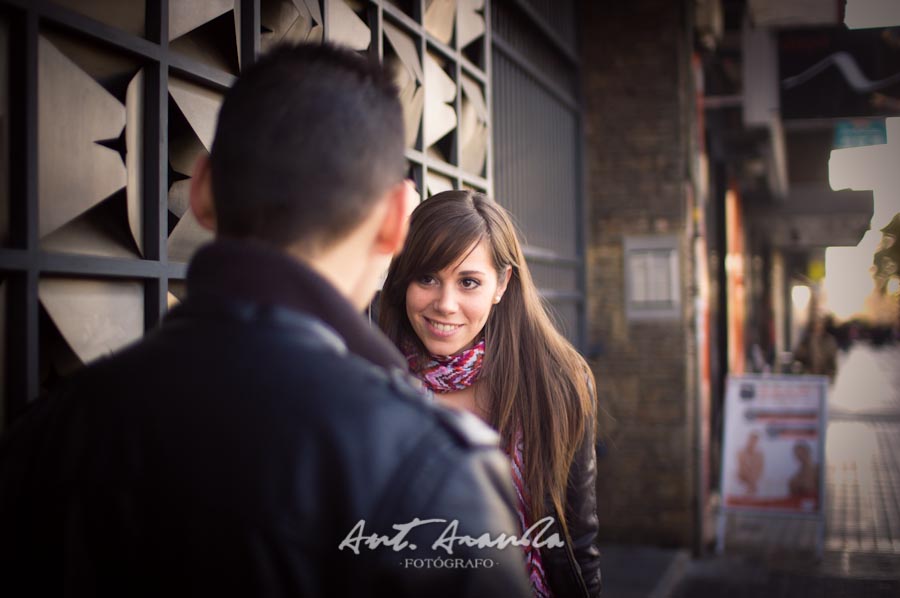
top-left (601, 344), bottom-right (900, 597)
top-left (667, 550), bottom-right (900, 598)
top-left (600, 545), bottom-right (900, 598)
top-left (598, 544), bottom-right (690, 598)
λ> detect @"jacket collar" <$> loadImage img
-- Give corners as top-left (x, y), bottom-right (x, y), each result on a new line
top-left (182, 238), bottom-right (408, 372)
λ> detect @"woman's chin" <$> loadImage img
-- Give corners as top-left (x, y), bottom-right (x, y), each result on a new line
top-left (419, 337), bottom-right (470, 357)
top-left (424, 343), bottom-right (462, 357)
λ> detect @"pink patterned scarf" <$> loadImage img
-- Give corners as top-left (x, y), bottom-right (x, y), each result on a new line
top-left (509, 432), bottom-right (554, 598)
top-left (405, 336), bottom-right (552, 596)
top-left (403, 338), bottom-right (485, 393)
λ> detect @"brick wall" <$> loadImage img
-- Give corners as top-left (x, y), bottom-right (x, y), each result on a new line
top-left (582, 0), bottom-right (698, 546)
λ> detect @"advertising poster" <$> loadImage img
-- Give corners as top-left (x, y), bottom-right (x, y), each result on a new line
top-left (720, 375), bottom-right (828, 514)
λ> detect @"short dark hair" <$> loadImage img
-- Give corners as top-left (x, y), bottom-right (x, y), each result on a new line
top-left (209, 43), bottom-right (406, 249)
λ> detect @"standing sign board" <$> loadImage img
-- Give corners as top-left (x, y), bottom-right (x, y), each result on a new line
top-left (716, 374), bottom-right (828, 556)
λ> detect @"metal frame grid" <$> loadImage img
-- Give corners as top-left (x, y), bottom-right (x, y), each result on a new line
top-left (0, 0), bottom-right (585, 426)
top-left (349, 0), bottom-right (494, 196)
top-left (0, 0), bottom-right (495, 426)
top-left (0, 0), bottom-right (236, 424)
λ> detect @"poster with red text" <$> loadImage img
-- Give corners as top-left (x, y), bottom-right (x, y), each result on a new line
top-left (720, 375), bottom-right (828, 514)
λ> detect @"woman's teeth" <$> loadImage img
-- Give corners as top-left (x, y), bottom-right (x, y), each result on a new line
top-left (429, 319), bottom-right (459, 332)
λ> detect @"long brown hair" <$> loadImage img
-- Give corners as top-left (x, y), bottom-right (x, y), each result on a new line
top-left (379, 190), bottom-right (596, 531)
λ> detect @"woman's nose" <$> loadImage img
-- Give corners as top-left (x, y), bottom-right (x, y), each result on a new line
top-left (433, 287), bottom-right (458, 314)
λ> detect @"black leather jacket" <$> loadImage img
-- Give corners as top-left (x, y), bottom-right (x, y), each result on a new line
top-left (0, 240), bottom-right (532, 598)
top-left (542, 420), bottom-right (602, 597)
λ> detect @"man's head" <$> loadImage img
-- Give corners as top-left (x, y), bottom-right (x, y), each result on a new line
top-left (190, 43), bottom-right (416, 308)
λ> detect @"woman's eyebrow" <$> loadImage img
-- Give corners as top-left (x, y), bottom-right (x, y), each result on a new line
top-left (457, 270), bottom-right (486, 276)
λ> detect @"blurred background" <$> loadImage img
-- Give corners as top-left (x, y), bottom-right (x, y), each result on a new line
top-left (0, 0), bottom-right (898, 595)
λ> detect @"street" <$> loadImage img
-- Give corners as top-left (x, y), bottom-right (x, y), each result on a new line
top-left (826, 343), bottom-right (900, 556)
top-left (667, 342), bottom-right (900, 598)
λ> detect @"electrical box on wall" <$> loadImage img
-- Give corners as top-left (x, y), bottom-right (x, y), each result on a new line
top-left (624, 234), bottom-right (682, 321)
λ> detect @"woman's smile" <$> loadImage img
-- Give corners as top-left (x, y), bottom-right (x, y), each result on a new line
top-left (424, 317), bottom-right (464, 336)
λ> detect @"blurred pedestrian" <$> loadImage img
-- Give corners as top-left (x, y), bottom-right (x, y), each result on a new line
top-left (793, 312), bottom-right (839, 380)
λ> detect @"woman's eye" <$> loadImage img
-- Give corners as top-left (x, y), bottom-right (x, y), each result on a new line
top-left (417, 274), bottom-right (436, 285)
top-left (460, 278), bottom-right (481, 289)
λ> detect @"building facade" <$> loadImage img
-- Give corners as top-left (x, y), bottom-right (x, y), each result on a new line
top-left (582, 0), bottom-right (706, 548)
top-left (0, 0), bottom-right (586, 431)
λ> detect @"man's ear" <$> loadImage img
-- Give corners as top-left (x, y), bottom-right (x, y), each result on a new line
top-left (373, 179), bottom-right (418, 255)
top-left (189, 154), bottom-right (217, 232)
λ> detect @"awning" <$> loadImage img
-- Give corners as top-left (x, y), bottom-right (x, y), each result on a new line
top-left (746, 185), bottom-right (874, 248)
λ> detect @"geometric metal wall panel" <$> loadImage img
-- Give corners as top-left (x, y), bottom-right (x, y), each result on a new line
top-left (40, 30), bottom-right (140, 99)
top-left (53, 0), bottom-right (146, 38)
top-left (325, 0), bottom-right (370, 51)
top-left (424, 51), bottom-right (457, 151)
top-left (460, 72), bottom-right (488, 175)
top-left (38, 35), bottom-right (127, 239)
top-left (425, 0), bottom-right (456, 45)
top-left (166, 291), bottom-right (181, 309)
top-left (39, 197), bottom-right (139, 259)
top-left (169, 280), bottom-right (187, 302)
top-left (169, 0), bottom-right (234, 41)
top-left (170, 1), bottom-right (239, 74)
top-left (260, 0), bottom-right (323, 53)
top-left (167, 78), bottom-right (223, 263)
top-left (38, 277), bottom-right (143, 365)
top-left (0, 0), bottom-right (499, 422)
top-left (167, 180), bottom-right (192, 221)
top-left (169, 78), bottom-right (222, 153)
top-left (426, 171), bottom-right (455, 196)
top-left (458, 0), bottom-right (486, 49)
top-left (168, 208), bottom-right (213, 263)
top-left (384, 21), bottom-right (424, 148)
top-left (126, 69), bottom-right (145, 254)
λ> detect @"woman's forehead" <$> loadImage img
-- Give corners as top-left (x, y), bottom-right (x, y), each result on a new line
top-left (438, 240), bottom-right (496, 274)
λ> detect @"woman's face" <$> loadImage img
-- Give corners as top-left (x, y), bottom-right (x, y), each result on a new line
top-left (405, 240), bottom-right (509, 357)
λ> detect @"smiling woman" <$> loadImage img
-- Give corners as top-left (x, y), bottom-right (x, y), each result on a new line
top-left (405, 239), bottom-right (509, 357)
top-left (379, 190), bottom-right (601, 598)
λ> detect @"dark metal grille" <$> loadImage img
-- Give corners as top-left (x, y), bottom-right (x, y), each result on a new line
top-left (490, 0), bottom-right (584, 348)
top-left (493, 51), bottom-right (579, 257)
top-left (490, 0), bottom-right (577, 98)
top-left (520, 0), bottom-right (575, 51)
